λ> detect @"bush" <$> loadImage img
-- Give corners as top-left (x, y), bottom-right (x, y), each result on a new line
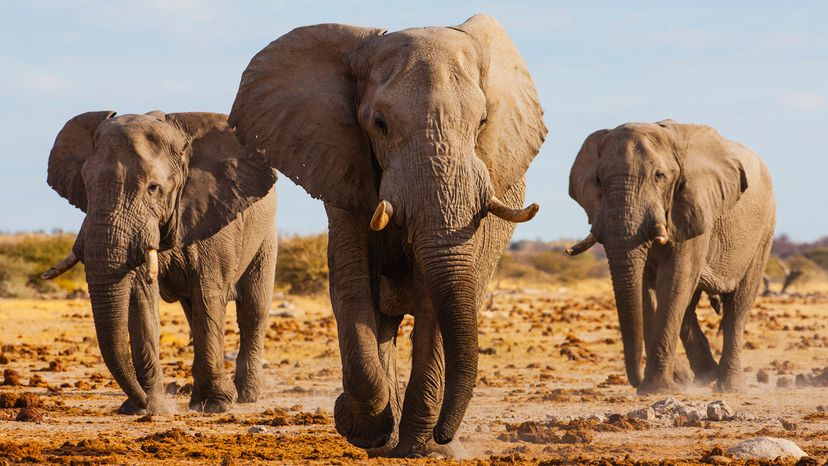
top-left (0, 234), bottom-right (85, 297)
top-left (495, 246), bottom-right (608, 284)
top-left (274, 234), bottom-right (329, 295)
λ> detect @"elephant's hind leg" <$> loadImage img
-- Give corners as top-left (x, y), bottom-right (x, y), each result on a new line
top-left (680, 290), bottom-right (719, 386)
top-left (233, 237), bottom-right (277, 403)
top-left (716, 239), bottom-right (770, 393)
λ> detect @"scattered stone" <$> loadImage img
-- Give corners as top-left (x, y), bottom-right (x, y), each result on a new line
top-left (627, 407), bottom-right (656, 421)
top-left (248, 425), bottom-right (268, 433)
top-left (585, 413), bottom-right (607, 423)
top-left (15, 407), bottom-right (44, 422)
top-left (0, 393), bottom-right (18, 408)
top-left (727, 437), bottom-right (807, 460)
top-left (28, 374), bottom-right (48, 388)
top-left (165, 382), bottom-right (181, 396)
top-left (776, 376), bottom-right (793, 388)
top-left (756, 369), bottom-right (770, 384)
top-left (13, 393), bottom-right (40, 408)
top-left (707, 401), bottom-right (735, 421)
top-left (677, 404), bottom-right (705, 421)
top-left (3, 369), bottom-right (21, 386)
top-left (136, 414), bottom-right (154, 423)
top-left (704, 455), bottom-right (732, 465)
top-left (780, 419), bottom-right (798, 431)
top-left (224, 351), bottom-right (239, 361)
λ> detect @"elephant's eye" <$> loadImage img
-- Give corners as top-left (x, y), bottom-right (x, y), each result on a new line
top-left (374, 113), bottom-right (388, 135)
top-left (479, 116), bottom-right (488, 129)
top-left (147, 182), bottom-right (161, 195)
top-left (655, 170), bottom-right (666, 181)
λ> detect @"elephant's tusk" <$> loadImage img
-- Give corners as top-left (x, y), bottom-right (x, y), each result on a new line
top-left (41, 252), bottom-right (79, 280)
top-left (370, 200), bottom-right (394, 231)
top-left (654, 223), bottom-right (669, 245)
top-left (566, 233), bottom-right (597, 256)
top-left (145, 249), bottom-right (159, 284)
top-left (488, 196), bottom-right (539, 223)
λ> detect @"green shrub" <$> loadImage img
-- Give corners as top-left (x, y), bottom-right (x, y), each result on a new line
top-left (274, 234), bottom-right (329, 295)
top-left (803, 247), bottom-right (828, 273)
top-left (0, 234), bottom-right (85, 297)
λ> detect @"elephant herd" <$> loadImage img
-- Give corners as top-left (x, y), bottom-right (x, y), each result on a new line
top-left (40, 14), bottom-right (775, 458)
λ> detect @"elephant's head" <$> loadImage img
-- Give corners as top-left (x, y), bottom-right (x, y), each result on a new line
top-left (230, 15), bottom-right (545, 444)
top-left (568, 119), bottom-right (748, 386)
top-left (44, 111), bottom-right (275, 411)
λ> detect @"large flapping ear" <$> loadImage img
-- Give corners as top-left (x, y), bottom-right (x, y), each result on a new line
top-left (165, 112), bottom-right (277, 246)
top-left (569, 129), bottom-right (609, 224)
top-left (664, 122), bottom-right (749, 241)
top-left (47, 111), bottom-right (117, 211)
top-left (230, 24), bottom-right (386, 211)
top-left (457, 14), bottom-right (548, 197)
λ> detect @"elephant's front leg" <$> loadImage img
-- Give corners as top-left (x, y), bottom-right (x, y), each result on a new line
top-left (643, 268), bottom-right (692, 387)
top-left (189, 290), bottom-right (237, 413)
top-left (638, 239), bottom-right (707, 396)
top-left (127, 279), bottom-right (172, 414)
top-left (328, 207), bottom-right (394, 449)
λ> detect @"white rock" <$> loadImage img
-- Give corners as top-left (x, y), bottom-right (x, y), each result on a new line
top-left (727, 437), bottom-right (807, 460)
top-left (677, 404), bottom-right (705, 421)
top-left (627, 407), bottom-right (656, 421)
top-left (224, 351), bottom-right (238, 361)
top-left (707, 401), bottom-right (735, 421)
top-left (651, 397), bottom-right (682, 415)
top-left (585, 413), bottom-right (607, 423)
top-left (248, 425), bottom-right (269, 434)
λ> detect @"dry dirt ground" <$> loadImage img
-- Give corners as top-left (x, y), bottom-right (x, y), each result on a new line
top-left (0, 281), bottom-right (826, 465)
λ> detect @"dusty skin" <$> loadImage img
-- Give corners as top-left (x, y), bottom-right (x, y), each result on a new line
top-left (1, 280), bottom-right (827, 465)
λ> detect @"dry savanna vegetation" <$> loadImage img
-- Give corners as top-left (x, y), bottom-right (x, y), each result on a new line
top-left (1, 233), bottom-right (827, 465)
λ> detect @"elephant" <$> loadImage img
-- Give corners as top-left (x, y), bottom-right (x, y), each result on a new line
top-left (42, 110), bottom-right (277, 414)
top-left (229, 14), bottom-right (546, 457)
top-left (567, 119), bottom-right (775, 395)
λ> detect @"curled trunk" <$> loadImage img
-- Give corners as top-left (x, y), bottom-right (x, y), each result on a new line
top-left (417, 242), bottom-right (478, 445)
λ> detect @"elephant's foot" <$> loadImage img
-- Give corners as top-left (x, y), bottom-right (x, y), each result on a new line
top-left (692, 363), bottom-right (720, 387)
top-left (388, 438), bottom-right (467, 459)
top-left (189, 380), bottom-right (237, 413)
top-left (714, 373), bottom-right (745, 393)
top-left (334, 393), bottom-right (394, 449)
top-left (234, 375), bottom-right (261, 404)
top-left (117, 397), bottom-right (147, 415)
top-left (672, 361), bottom-right (694, 387)
top-left (637, 373), bottom-right (683, 396)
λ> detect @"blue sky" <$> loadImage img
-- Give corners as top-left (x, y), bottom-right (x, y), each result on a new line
top-left (1, 1), bottom-right (826, 241)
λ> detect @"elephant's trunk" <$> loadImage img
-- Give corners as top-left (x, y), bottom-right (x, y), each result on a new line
top-left (86, 271), bottom-right (148, 410)
top-left (604, 239), bottom-right (647, 387)
top-left (416, 239), bottom-right (478, 445)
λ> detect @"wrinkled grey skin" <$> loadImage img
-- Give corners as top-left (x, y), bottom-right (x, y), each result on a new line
top-left (230, 15), bottom-right (546, 457)
top-left (47, 111), bottom-right (277, 414)
top-left (569, 120), bottom-right (775, 395)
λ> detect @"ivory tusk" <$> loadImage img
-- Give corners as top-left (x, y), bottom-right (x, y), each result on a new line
top-left (41, 252), bottom-right (79, 280)
top-left (565, 233), bottom-right (597, 256)
top-left (654, 223), bottom-right (669, 245)
top-left (488, 197), bottom-right (539, 223)
top-left (145, 249), bottom-right (159, 284)
top-left (370, 200), bottom-right (394, 231)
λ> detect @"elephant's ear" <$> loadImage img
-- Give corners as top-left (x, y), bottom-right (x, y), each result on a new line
top-left (47, 111), bottom-right (117, 211)
top-left (569, 129), bottom-right (609, 224)
top-left (230, 24), bottom-right (386, 211)
top-left (457, 14), bottom-right (548, 197)
top-left (668, 123), bottom-right (749, 241)
top-left (166, 112), bottom-right (277, 246)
